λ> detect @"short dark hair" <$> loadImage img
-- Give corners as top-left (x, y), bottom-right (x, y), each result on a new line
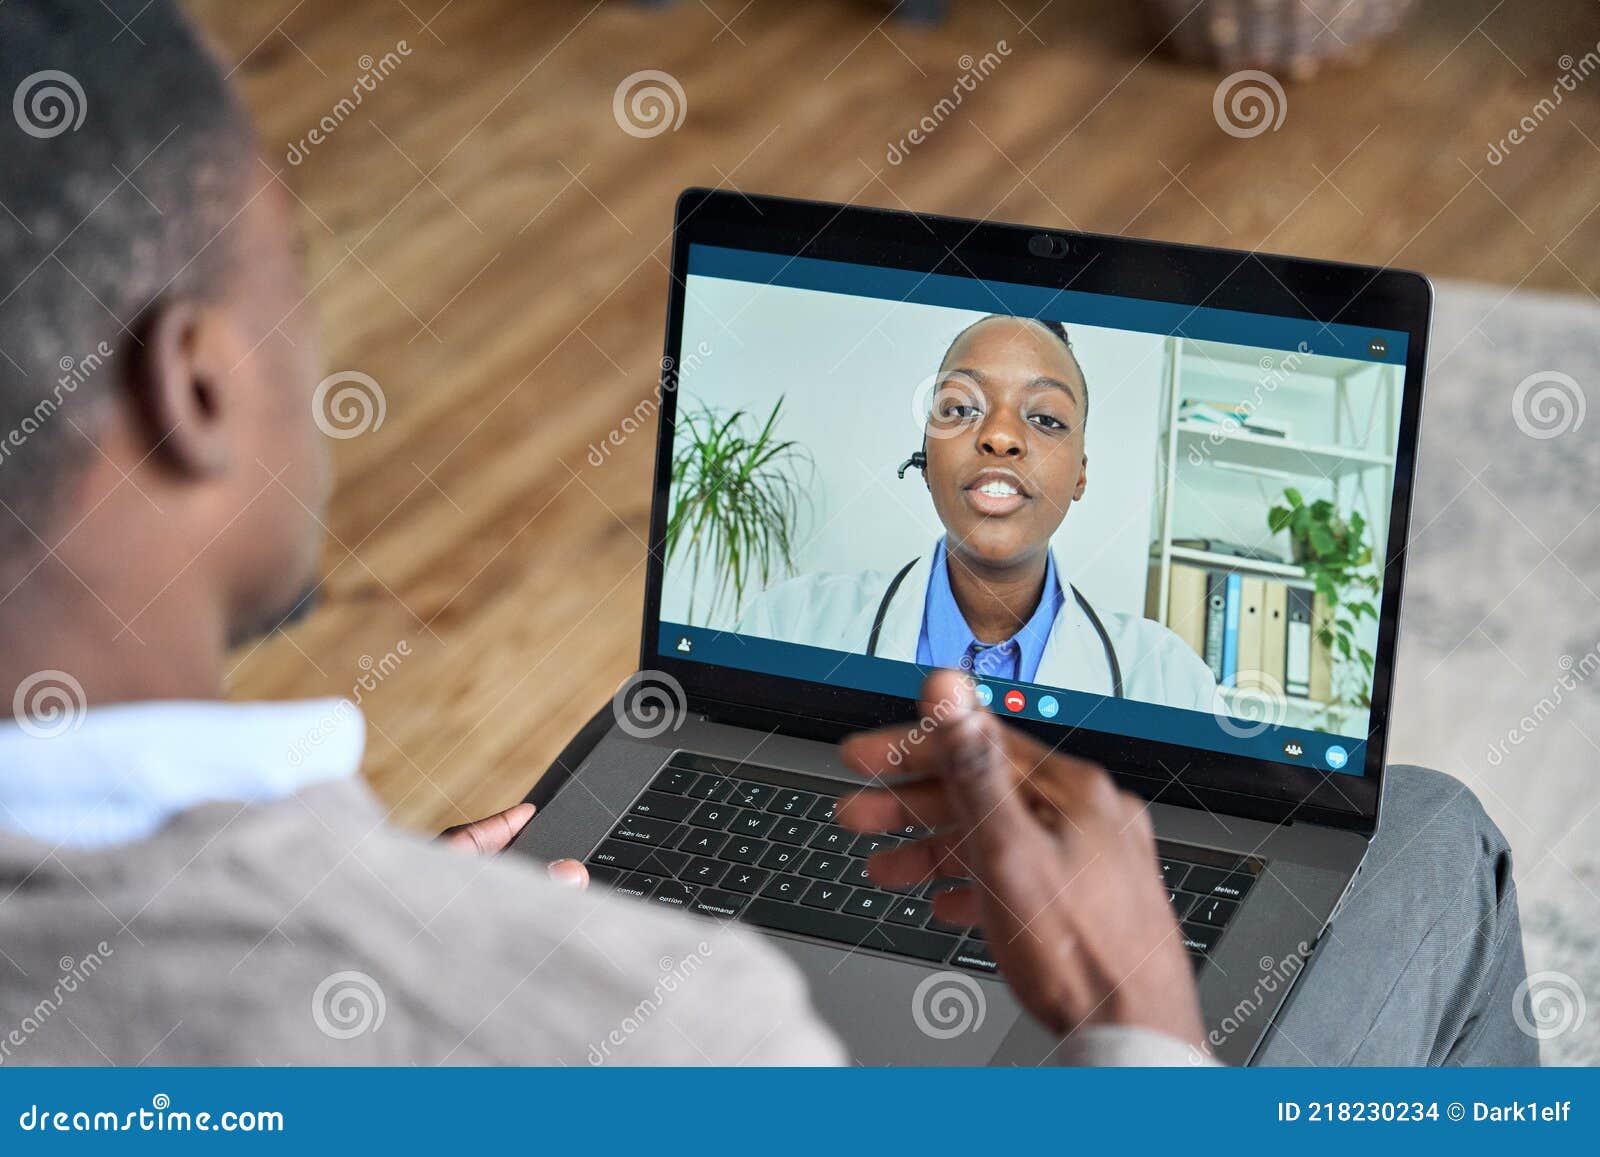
top-left (0, 0), bottom-right (255, 546)
top-left (939, 314), bottom-right (1089, 419)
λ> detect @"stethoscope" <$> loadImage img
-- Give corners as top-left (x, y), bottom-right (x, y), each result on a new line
top-left (872, 450), bottom-right (1125, 698)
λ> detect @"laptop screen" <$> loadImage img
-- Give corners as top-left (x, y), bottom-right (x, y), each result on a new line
top-left (652, 242), bottom-right (1410, 777)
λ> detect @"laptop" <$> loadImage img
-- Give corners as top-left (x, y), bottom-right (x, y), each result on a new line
top-left (512, 189), bottom-right (1430, 1066)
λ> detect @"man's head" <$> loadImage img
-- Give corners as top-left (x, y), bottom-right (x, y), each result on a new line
top-left (0, 0), bottom-right (327, 675)
top-left (920, 315), bottom-right (1089, 574)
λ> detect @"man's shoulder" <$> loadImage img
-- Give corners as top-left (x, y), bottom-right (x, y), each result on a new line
top-left (0, 780), bottom-right (842, 1066)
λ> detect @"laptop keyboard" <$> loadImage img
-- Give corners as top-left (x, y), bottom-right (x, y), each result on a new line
top-left (583, 752), bottom-right (1263, 974)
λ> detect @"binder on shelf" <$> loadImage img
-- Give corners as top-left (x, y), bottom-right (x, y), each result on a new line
top-left (1309, 593), bottom-right (1334, 704)
top-left (1220, 572), bottom-right (1242, 687)
top-left (1285, 587), bottom-right (1313, 697)
top-left (1261, 582), bottom-right (1289, 693)
top-left (1236, 577), bottom-right (1264, 687)
top-left (1158, 563), bottom-right (1209, 660)
top-left (1203, 570), bottom-right (1228, 682)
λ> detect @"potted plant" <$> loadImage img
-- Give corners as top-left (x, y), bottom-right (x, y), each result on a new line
top-left (665, 400), bottom-right (811, 624)
top-left (1267, 488), bottom-right (1380, 716)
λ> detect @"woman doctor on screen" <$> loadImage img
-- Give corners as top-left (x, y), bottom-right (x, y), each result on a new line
top-left (738, 314), bottom-right (1217, 711)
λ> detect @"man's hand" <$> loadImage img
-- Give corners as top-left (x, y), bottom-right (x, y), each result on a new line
top-left (438, 802), bottom-right (588, 888)
top-left (835, 670), bottom-right (1205, 1051)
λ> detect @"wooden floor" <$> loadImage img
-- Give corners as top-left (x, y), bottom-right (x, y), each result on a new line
top-left (190, 0), bottom-right (1600, 832)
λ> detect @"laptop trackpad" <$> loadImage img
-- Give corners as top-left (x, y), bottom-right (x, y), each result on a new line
top-left (771, 933), bottom-right (1021, 1065)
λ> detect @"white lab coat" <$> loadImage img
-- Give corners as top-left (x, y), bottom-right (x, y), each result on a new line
top-left (738, 552), bottom-right (1218, 712)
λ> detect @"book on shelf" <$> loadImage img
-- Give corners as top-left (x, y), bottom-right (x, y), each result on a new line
top-left (1177, 398), bottom-right (1292, 439)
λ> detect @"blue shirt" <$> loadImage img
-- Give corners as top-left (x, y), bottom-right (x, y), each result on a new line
top-left (0, 698), bottom-right (363, 849)
top-left (915, 539), bottom-right (1064, 682)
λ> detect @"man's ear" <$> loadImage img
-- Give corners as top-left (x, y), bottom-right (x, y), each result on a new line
top-left (1072, 452), bottom-right (1087, 502)
top-left (132, 300), bottom-right (233, 477)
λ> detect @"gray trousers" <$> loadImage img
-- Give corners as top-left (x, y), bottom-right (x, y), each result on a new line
top-left (1254, 764), bottom-right (1538, 1065)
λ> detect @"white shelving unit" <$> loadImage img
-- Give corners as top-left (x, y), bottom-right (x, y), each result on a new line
top-left (1150, 338), bottom-right (1400, 733)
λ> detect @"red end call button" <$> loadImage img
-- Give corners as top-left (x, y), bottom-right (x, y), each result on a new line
top-left (1003, 689), bottom-right (1026, 713)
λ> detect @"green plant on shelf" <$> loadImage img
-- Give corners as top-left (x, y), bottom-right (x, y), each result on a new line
top-left (666, 399), bottom-right (811, 624)
top-left (1267, 487), bottom-right (1380, 719)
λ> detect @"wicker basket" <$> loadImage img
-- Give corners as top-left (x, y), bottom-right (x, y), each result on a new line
top-left (1143, 0), bottom-right (1417, 79)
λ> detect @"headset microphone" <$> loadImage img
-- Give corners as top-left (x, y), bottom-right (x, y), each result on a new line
top-left (896, 451), bottom-right (927, 478)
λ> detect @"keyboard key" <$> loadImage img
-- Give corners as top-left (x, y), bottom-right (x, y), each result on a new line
top-left (798, 852), bottom-right (847, 880)
top-left (850, 833), bottom-right (899, 858)
top-left (686, 776), bottom-right (735, 801)
top-left (919, 877), bottom-right (965, 899)
top-left (1189, 896), bottom-right (1239, 927)
top-left (890, 823), bottom-right (929, 838)
top-left (719, 838), bottom-right (767, 864)
top-left (586, 864), bottom-right (623, 887)
top-left (808, 825), bottom-right (855, 853)
top-left (838, 860), bottom-right (874, 888)
top-left (841, 890), bottom-right (894, 919)
top-left (729, 782), bottom-right (777, 809)
top-left (767, 790), bottom-right (817, 816)
top-left (690, 889), bottom-right (747, 919)
top-left (722, 867), bottom-right (769, 895)
top-left (651, 881), bottom-right (699, 909)
top-left (757, 844), bottom-right (803, 872)
top-left (927, 911), bottom-right (969, 936)
top-left (588, 840), bottom-right (686, 876)
top-left (952, 939), bottom-right (998, 974)
top-left (741, 899), bottom-right (957, 962)
top-left (682, 857), bottom-right (728, 886)
top-left (1208, 873), bottom-right (1255, 901)
top-left (630, 791), bottom-right (696, 823)
top-left (678, 830), bottom-right (728, 858)
top-left (1159, 858), bottom-right (1192, 889)
top-left (801, 881), bottom-right (850, 910)
top-left (1181, 865), bottom-right (1254, 899)
top-left (806, 796), bottom-right (839, 823)
top-left (612, 872), bottom-right (662, 899)
top-left (770, 819), bottom-right (818, 846)
top-left (761, 874), bottom-right (807, 902)
top-left (727, 811), bottom-right (778, 839)
top-left (649, 767), bottom-right (697, 794)
top-left (1169, 890), bottom-right (1199, 920)
top-left (1180, 921), bottom-right (1222, 954)
top-left (610, 815), bottom-right (682, 846)
top-left (887, 898), bottom-right (933, 927)
top-left (688, 802), bottom-right (736, 830)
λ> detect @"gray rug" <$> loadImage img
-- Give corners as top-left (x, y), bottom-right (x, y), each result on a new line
top-left (1387, 280), bottom-right (1600, 1064)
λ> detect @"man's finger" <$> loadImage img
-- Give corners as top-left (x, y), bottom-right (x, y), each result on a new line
top-left (438, 801), bottom-right (536, 854)
top-left (864, 833), bottom-right (957, 888)
top-left (918, 672), bottom-right (1035, 851)
top-left (839, 727), bottom-right (941, 780)
top-left (547, 858), bottom-right (589, 889)
top-left (835, 782), bottom-right (951, 835)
